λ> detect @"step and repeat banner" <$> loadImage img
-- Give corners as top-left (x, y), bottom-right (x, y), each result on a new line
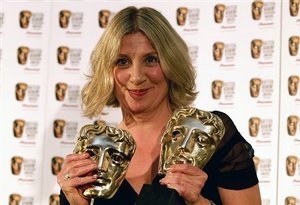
top-left (0, 0), bottom-right (299, 205)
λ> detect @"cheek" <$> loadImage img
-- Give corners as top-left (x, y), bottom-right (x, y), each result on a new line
top-left (114, 68), bottom-right (130, 85)
top-left (146, 67), bottom-right (166, 82)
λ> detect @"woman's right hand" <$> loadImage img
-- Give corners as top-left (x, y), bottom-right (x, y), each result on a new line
top-left (57, 152), bottom-right (97, 205)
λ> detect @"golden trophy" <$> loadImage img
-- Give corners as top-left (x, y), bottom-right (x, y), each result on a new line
top-left (74, 123), bottom-right (136, 204)
top-left (136, 107), bottom-right (225, 205)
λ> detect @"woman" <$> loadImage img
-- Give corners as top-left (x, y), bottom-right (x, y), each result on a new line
top-left (57, 6), bottom-right (262, 205)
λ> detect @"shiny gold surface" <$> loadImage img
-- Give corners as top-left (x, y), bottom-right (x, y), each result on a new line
top-left (159, 107), bottom-right (225, 175)
top-left (74, 124), bottom-right (136, 199)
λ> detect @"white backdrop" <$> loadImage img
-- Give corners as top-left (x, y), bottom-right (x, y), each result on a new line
top-left (0, 0), bottom-right (299, 205)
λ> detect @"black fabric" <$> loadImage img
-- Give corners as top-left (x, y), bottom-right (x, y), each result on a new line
top-left (60, 111), bottom-right (259, 205)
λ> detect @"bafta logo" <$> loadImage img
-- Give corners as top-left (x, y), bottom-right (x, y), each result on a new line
top-left (288, 75), bottom-right (299, 96)
top-left (55, 82), bottom-right (68, 101)
top-left (211, 80), bottom-right (223, 100)
top-left (15, 82), bottom-right (28, 101)
top-left (17, 46), bottom-right (30, 65)
top-left (286, 155), bottom-right (298, 176)
top-left (74, 124), bottom-right (136, 199)
top-left (19, 10), bottom-right (32, 28)
top-left (49, 194), bottom-right (60, 205)
top-left (253, 156), bottom-right (260, 172)
top-left (9, 194), bottom-right (22, 205)
top-left (59, 10), bottom-right (71, 28)
top-left (53, 119), bottom-right (66, 138)
top-left (285, 196), bottom-right (297, 205)
top-left (57, 46), bottom-right (69, 65)
top-left (249, 117), bottom-right (261, 137)
top-left (287, 115), bottom-right (299, 136)
top-left (250, 78), bottom-right (262, 97)
top-left (290, 0), bottom-right (300, 16)
top-left (251, 1), bottom-right (264, 20)
top-left (11, 156), bottom-right (23, 175)
top-left (99, 10), bottom-right (111, 28)
top-left (176, 7), bottom-right (188, 26)
top-left (13, 119), bottom-right (25, 138)
top-left (214, 4), bottom-right (226, 23)
top-left (289, 36), bottom-right (300, 56)
top-left (251, 39), bottom-right (263, 59)
top-left (213, 42), bottom-right (225, 61)
top-left (159, 107), bottom-right (225, 174)
top-left (51, 156), bottom-right (64, 175)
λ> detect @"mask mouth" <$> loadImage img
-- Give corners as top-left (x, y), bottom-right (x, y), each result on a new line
top-left (92, 177), bottom-right (111, 187)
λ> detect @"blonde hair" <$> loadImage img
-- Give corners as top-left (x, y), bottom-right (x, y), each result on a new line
top-left (81, 6), bottom-right (197, 118)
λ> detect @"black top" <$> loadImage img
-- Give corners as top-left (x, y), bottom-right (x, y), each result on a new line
top-left (60, 111), bottom-right (258, 205)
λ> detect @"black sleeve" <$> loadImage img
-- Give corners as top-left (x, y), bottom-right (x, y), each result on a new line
top-left (60, 190), bottom-right (70, 205)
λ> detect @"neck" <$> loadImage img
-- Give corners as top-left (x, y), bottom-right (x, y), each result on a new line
top-left (119, 103), bottom-right (173, 132)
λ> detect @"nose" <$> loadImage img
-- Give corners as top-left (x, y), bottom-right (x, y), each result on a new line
top-left (129, 64), bottom-right (146, 85)
top-left (178, 132), bottom-right (194, 153)
top-left (97, 152), bottom-right (109, 172)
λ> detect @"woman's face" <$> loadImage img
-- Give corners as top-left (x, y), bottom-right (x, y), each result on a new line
top-left (113, 32), bottom-right (169, 114)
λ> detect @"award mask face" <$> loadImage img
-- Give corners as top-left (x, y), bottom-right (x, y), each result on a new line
top-left (159, 107), bottom-right (225, 175)
top-left (74, 124), bottom-right (136, 199)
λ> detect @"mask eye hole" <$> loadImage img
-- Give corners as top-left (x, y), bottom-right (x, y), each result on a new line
top-left (171, 130), bottom-right (181, 141)
top-left (85, 149), bottom-right (98, 159)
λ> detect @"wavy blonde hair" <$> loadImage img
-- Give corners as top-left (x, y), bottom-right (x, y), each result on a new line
top-left (81, 6), bottom-right (197, 118)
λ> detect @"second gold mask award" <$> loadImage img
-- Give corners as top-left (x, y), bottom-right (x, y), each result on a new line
top-left (136, 106), bottom-right (225, 205)
top-left (73, 123), bottom-right (136, 205)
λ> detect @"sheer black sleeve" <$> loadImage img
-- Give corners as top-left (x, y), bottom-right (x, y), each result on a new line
top-left (201, 111), bottom-right (259, 204)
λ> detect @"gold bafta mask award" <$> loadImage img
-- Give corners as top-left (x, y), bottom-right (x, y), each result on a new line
top-left (74, 123), bottom-right (136, 199)
top-left (159, 107), bottom-right (225, 175)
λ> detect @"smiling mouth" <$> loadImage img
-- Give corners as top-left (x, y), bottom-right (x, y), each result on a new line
top-left (128, 88), bottom-right (149, 97)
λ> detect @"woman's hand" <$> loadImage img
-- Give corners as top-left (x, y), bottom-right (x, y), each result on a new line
top-left (159, 164), bottom-right (208, 205)
top-left (57, 153), bottom-right (97, 205)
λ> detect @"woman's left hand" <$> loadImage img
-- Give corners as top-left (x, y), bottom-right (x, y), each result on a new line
top-left (159, 163), bottom-right (208, 205)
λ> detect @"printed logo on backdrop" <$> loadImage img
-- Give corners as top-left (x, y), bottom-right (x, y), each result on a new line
top-left (51, 156), bottom-right (64, 175)
top-left (15, 82), bottom-right (40, 109)
top-left (211, 80), bottom-right (235, 106)
top-left (19, 10), bottom-right (44, 35)
top-left (188, 45), bottom-right (199, 68)
top-left (248, 116), bottom-right (273, 145)
top-left (214, 3), bottom-right (237, 31)
top-left (289, 35), bottom-right (300, 63)
top-left (11, 156), bottom-right (36, 184)
top-left (99, 9), bottom-right (112, 28)
top-left (290, 0), bottom-right (300, 21)
top-left (13, 119), bottom-right (38, 145)
top-left (250, 39), bottom-right (275, 67)
top-left (176, 7), bottom-right (200, 32)
top-left (9, 194), bottom-right (34, 205)
top-left (288, 75), bottom-right (300, 103)
top-left (59, 10), bottom-right (83, 35)
top-left (17, 46), bottom-right (42, 72)
top-left (0, 12), bottom-right (4, 35)
top-left (287, 115), bottom-right (300, 143)
top-left (285, 155), bottom-right (300, 185)
top-left (251, 1), bottom-right (276, 27)
top-left (212, 41), bottom-right (236, 68)
top-left (9, 194), bottom-right (22, 205)
top-left (249, 77), bottom-right (274, 104)
top-left (57, 46), bottom-right (82, 72)
top-left (55, 82), bottom-right (80, 109)
top-left (53, 119), bottom-right (78, 145)
top-left (284, 196), bottom-right (298, 205)
top-left (49, 194), bottom-right (60, 205)
top-left (253, 156), bottom-right (272, 184)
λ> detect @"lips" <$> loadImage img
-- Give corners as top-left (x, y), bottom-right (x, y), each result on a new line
top-left (128, 88), bottom-right (149, 97)
top-left (93, 177), bottom-right (111, 186)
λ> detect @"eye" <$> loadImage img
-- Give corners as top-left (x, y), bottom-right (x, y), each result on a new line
top-left (197, 136), bottom-right (211, 147)
top-left (111, 153), bottom-right (126, 165)
top-left (145, 55), bottom-right (160, 66)
top-left (85, 149), bottom-right (98, 160)
top-left (116, 57), bottom-right (130, 68)
top-left (171, 130), bottom-right (181, 141)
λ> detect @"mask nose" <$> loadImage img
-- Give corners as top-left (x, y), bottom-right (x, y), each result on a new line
top-left (97, 151), bottom-right (109, 172)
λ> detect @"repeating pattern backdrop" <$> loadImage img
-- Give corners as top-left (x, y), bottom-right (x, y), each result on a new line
top-left (0, 0), bottom-right (299, 204)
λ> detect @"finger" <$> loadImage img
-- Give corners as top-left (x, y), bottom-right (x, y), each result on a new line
top-left (60, 174), bottom-right (97, 190)
top-left (168, 164), bottom-right (205, 176)
top-left (63, 153), bottom-right (90, 165)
